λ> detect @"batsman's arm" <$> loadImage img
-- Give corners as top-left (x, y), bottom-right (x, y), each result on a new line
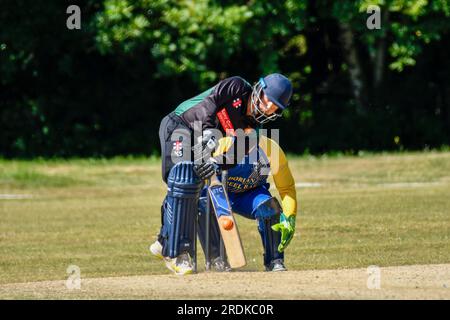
top-left (199, 77), bottom-right (251, 131)
top-left (212, 76), bottom-right (251, 108)
top-left (181, 77), bottom-right (250, 131)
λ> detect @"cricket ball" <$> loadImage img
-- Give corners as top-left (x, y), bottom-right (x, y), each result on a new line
top-left (221, 218), bottom-right (234, 230)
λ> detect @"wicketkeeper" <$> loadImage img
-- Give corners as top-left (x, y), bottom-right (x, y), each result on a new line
top-left (196, 132), bottom-right (297, 272)
top-left (149, 74), bottom-right (295, 275)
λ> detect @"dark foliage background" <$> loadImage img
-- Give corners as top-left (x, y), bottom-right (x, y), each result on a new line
top-left (1, 0), bottom-right (449, 158)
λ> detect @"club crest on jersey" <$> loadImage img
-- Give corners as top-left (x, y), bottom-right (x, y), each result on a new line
top-left (172, 140), bottom-right (183, 157)
top-left (232, 98), bottom-right (242, 109)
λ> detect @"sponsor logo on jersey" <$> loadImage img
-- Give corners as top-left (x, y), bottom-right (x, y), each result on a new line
top-left (217, 108), bottom-right (235, 134)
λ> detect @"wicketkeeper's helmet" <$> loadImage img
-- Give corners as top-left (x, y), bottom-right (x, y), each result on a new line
top-left (250, 73), bottom-right (293, 124)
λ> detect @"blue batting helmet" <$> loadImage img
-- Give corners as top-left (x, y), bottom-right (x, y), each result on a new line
top-left (250, 73), bottom-right (293, 124)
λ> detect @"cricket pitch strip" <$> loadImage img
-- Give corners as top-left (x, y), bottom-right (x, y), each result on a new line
top-left (0, 264), bottom-right (449, 299)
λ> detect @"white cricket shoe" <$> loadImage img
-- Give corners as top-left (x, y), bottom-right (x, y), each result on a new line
top-left (149, 240), bottom-right (163, 260)
top-left (211, 256), bottom-right (232, 272)
top-left (265, 259), bottom-right (287, 272)
top-left (164, 252), bottom-right (193, 276)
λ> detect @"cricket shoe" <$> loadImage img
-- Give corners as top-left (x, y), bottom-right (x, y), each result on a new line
top-left (265, 259), bottom-right (287, 272)
top-left (164, 252), bottom-right (194, 276)
top-left (149, 240), bottom-right (163, 260)
top-left (211, 256), bottom-right (232, 272)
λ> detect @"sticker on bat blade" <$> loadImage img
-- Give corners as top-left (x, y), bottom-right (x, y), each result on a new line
top-left (208, 185), bottom-right (232, 218)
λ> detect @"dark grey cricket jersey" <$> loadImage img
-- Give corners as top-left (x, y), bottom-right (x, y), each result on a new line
top-left (174, 76), bottom-right (258, 134)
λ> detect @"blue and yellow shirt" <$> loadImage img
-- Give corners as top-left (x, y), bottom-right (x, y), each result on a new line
top-left (214, 135), bottom-right (297, 217)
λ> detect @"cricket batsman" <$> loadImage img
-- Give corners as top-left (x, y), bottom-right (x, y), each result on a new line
top-left (149, 73), bottom-right (295, 275)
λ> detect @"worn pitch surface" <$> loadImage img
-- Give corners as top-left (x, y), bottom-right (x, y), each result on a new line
top-left (1, 264), bottom-right (449, 299)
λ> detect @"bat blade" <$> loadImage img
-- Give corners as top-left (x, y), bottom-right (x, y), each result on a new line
top-left (208, 177), bottom-right (246, 269)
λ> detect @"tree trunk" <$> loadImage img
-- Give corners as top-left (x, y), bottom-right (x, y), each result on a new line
top-left (374, 10), bottom-right (389, 90)
top-left (339, 22), bottom-right (367, 114)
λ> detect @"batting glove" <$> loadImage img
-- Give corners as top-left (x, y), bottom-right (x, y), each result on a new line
top-left (193, 160), bottom-right (216, 180)
top-left (192, 130), bottom-right (217, 180)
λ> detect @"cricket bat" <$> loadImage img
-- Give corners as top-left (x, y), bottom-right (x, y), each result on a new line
top-left (208, 172), bottom-right (246, 268)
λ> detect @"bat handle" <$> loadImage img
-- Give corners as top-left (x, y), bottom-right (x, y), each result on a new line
top-left (205, 178), bottom-right (211, 271)
top-left (219, 170), bottom-right (228, 264)
top-left (193, 206), bottom-right (197, 273)
top-left (222, 170), bottom-right (228, 191)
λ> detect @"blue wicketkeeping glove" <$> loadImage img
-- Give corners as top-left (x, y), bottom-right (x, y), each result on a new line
top-left (271, 213), bottom-right (296, 253)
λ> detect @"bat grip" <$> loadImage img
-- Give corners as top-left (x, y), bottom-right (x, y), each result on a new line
top-left (219, 171), bottom-right (228, 263)
top-left (205, 178), bottom-right (211, 271)
top-left (193, 206), bottom-right (197, 273)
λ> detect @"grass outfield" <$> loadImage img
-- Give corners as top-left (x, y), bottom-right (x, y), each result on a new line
top-left (1, 152), bottom-right (449, 285)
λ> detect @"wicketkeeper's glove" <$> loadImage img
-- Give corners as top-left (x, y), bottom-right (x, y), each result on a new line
top-left (271, 213), bottom-right (296, 253)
